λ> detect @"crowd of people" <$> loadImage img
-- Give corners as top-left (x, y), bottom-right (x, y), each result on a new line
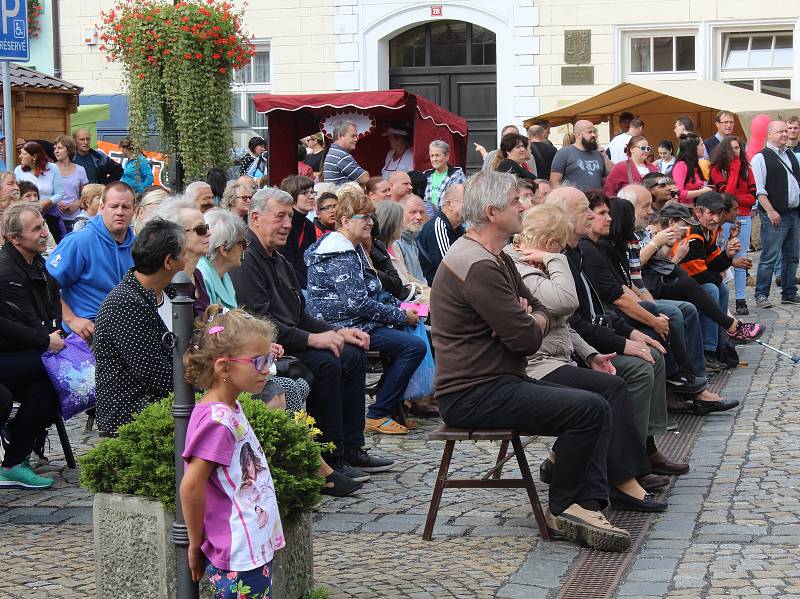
top-left (0, 109), bottom-right (797, 573)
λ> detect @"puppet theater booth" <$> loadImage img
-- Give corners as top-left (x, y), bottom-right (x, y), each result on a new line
top-left (0, 65), bottom-right (82, 156)
top-left (526, 79), bottom-right (800, 147)
top-left (252, 90), bottom-right (468, 184)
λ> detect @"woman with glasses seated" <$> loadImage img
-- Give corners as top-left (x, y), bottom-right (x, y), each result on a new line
top-left (605, 136), bottom-right (658, 196)
top-left (154, 197), bottom-right (212, 316)
top-left (305, 190), bottom-right (427, 436)
top-left (279, 175), bottom-right (318, 290)
top-left (197, 208), bottom-right (248, 311)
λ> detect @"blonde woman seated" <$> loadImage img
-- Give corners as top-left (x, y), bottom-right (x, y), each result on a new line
top-left (505, 204), bottom-right (667, 513)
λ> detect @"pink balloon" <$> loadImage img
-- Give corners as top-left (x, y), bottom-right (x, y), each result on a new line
top-left (746, 114), bottom-right (771, 161)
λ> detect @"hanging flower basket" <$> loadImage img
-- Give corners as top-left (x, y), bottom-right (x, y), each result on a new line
top-left (27, 0), bottom-right (42, 38)
top-left (99, 0), bottom-right (255, 181)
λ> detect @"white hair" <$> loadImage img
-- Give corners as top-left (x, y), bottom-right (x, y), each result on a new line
top-left (429, 140), bottom-right (450, 154)
top-left (250, 187), bottom-right (293, 215)
top-left (183, 181), bottom-right (212, 204)
top-left (463, 171), bottom-right (518, 229)
top-left (154, 196), bottom-right (199, 227)
top-left (205, 207), bottom-right (247, 262)
top-left (617, 184), bottom-right (648, 206)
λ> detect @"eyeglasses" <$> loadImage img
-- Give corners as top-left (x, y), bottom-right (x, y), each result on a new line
top-left (350, 214), bottom-right (374, 221)
top-left (226, 353), bottom-right (275, 372)
top-left (637, 145), bottom-right (652, 152)
top-left (186, 223), bottom-right (210, 236)
top-left (237, 195), bottom-right (253, 202)
top-left (318, 204), bottom-right (337, 212)
top-left (300, 189), bottom-right (317, 197)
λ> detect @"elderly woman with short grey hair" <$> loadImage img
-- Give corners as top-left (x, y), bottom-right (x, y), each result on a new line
top-left (423, 139), bottom-right (465, 217)
top-left (155, 196), bottom-right (212, 316)
top-left (196, 208), bottom-right (247, 311)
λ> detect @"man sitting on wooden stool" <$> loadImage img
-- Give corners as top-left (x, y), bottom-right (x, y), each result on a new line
top-left (430, 170), bottom-right (631, 552)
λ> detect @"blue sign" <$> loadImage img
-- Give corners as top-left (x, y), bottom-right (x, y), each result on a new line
top-left (0, 0), bottom-right (28, 62)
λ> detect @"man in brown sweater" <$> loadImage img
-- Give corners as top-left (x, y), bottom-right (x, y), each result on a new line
top-left (431, 170), bottom-right (631, 552)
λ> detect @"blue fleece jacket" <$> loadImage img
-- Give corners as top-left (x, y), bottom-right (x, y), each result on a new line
top-left (304, 232), bottom-right (407, 332)
top-left (47, 215), bottom-right (135, 325)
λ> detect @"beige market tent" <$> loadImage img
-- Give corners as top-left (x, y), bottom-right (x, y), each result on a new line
top-left (525, 80), bottom-right (800, 145)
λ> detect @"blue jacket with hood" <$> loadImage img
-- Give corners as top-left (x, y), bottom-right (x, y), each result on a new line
top-left (46, 214), bottom-right (135, 324)
top-left (304, 231), bottom-right (407, 332)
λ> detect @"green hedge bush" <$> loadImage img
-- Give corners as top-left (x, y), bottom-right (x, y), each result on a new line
top-left (80, 394), bottom-right (326, 524)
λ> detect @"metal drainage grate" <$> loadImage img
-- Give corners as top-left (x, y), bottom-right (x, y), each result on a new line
top-left (556, 369), bottom-right (732, 599)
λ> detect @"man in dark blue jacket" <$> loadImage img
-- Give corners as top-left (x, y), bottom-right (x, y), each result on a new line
top-left (72, 129), bottom-right (123, 185)
top-left (417, 184), bottom-right (465, 285)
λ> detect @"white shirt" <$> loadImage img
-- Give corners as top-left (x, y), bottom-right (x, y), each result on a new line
top-left (381, 147), bottom-right (414, 178)
top-left (607, 133), bottom-right (631, 164)
top-left (750, 142), bottom-right (800, 209)
top-left (156, 292), bottom-right (173, 332)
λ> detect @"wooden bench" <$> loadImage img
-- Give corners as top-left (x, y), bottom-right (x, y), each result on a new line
top-left (422, 424), bottom-right (550, 542)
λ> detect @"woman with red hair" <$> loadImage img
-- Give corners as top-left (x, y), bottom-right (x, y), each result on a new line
top-left (14, 141), bottom-right (65, 243)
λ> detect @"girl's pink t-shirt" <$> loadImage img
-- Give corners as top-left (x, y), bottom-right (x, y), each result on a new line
top-left (183, 401), bottom-right (285, 571)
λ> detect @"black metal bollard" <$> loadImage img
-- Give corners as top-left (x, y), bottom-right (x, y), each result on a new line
top-left (166, 271), bottom-right (199, 598)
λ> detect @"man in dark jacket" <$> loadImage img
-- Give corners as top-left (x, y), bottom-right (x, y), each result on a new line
top-left (229, 187), bottom-right (394, 480)
top-left (0, 204), bottom-right (64, 489)
top-left (72, 129), bottom-right (124, 185)
top-left (417, 183), bottom-right (465, 285)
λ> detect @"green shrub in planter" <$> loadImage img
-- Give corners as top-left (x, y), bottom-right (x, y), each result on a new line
top-left (81, 394), bottom-right (327, 523)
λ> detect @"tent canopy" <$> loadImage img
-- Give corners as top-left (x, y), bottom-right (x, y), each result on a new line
top-left (252, 90), bottom-right (468, 184)
top-left (525, 80), bottom-right (800, 144)
top-left (71, 104), bottom-right (110, 147)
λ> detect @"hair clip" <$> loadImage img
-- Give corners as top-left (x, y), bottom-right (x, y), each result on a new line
top-left (208, 326), bottom-right (225, 335)
top-left (208, 312), bottom-right (217, 323)
top-left (192, 344), bottom-right (199, 350)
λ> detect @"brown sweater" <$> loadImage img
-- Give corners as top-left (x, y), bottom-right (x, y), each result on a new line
top-left (431, 236), bottom-right (551, 397)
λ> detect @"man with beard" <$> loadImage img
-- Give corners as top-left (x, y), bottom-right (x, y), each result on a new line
top-left (395, 194), bottom-right (428, 282)
top-left (550, 120), bottom-right (608, 191)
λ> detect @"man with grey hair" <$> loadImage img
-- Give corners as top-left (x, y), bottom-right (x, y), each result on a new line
top-left (431, 170), bottom-right (631, 551)
top-left (416, 183), bottom-right (464, 284)
top-left (322, 121), bottom-right (370, 187)
top-left (229, 187), bottom-right (394, 481)
top-left (184, 181), bottom-right (214, 213)
top-left (395, 194), bottom-right (428, 282)
top-left (424, 139), bottom-right (465, 216)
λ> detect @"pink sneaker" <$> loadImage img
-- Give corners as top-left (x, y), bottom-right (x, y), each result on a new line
top-left (727, 322), bottom-right (765, 342)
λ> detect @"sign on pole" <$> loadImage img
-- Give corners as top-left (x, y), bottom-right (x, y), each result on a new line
top-left (0, 0), bottom-right (28, 62)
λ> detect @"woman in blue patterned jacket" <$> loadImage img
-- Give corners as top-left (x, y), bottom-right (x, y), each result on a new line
top-left (305, 188), bottom-right (426, 435)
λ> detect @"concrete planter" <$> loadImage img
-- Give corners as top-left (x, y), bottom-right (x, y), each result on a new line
top-left (93, 493), bottom-right (314, 599)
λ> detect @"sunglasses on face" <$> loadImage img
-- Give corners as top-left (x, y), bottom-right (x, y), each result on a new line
top-left (186, 223), bottom-right (210, 236)
top-left (226, 353), bottom-right (275, 372)
top-left (637, 145), bottom-right (652, 152)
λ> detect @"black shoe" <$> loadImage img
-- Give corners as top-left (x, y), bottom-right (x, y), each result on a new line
top-left (704, 352), bottom-right (724, 373)
top-left (344, 448), bottom-right (394, 473)
top-left (539, 458), bottom-right (553, 485)
top-left (637, 473), bottom-right (670, 492)
top-left (331, 458), bottom-right (370, 483)
top-left (781, 295), bottom-right (800, 305)
top-left (32, 429), bottom-right (49, 464)
top-left (320, 470), bottom-right (362, 497)
top-left (735, 300), bottom-right (749, 316)
top-left (692, 398), bottom-right (739, 415)
top-left (609, 488), bottom-right (667, 512)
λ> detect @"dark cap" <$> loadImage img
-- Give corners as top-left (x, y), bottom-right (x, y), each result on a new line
top-left (660, 201), bottom-right (699, 225)
top-left (695, 191), bottom-right (727, 212)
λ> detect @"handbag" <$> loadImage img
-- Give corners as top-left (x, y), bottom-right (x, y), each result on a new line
top-left (40, 333), bottom-right (96, 420)
top-left (275, 355), bottom-right (315, 386)
top-left (403, 320), bottom-right (436, 400)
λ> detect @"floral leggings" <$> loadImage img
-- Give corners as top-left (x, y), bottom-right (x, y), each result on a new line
top-left (205, 561), bottom-right (273, 599)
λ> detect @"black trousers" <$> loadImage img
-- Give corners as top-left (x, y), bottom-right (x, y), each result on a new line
top-left (294, 344), bottom-right (367, 461)
top-left (0, 351), bottom-right (59, 467)
top-left (438, 375), bottom-right (611, 515)
top-left (541, 365), bottom-right (650, 484)
top-left (657, 275), bottom-right (734, 329)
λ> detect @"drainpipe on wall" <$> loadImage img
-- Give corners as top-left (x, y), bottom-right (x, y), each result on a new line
top-left (52, 0), bottom-right (62, 79)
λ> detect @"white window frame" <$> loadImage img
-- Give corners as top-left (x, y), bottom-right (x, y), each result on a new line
top-left (232, 41), bottom-right (272, 135)
top-left (617, 26), bottom-right (700, 82)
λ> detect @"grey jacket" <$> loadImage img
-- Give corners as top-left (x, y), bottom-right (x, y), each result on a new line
top-left (505, 246), bottom-right (598, 379)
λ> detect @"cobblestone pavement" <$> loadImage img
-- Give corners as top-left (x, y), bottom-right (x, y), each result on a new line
top-left (3, 283), bottom-right (800, 598)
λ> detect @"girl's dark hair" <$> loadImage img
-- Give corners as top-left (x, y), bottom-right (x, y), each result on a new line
top-left (710, 135), bottom-right (750, 184)
top-left (657, 140), bottom-right (673, 153)
top-left (18, 180), bottom-right (39, 200)
top-left (608, 197), bottom-right (636, 258)
top-left (206, 168), bottom-right (227, 199)
top-left (675, 133), bottom-right (706, 186)
top-left (407, 170), bottom-right (428, 198)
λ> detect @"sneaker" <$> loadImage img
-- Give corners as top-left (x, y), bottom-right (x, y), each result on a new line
top-left (344, 448), bottom-right (394, 473)
top-left (704, 352), bottom-right (724, 373)
top-left (781, 295), bottom-right (800, 305)
top-left (555, 504), bottom-right (631, 552)
top-left (755, 297), bottom-right (772, 309)
top-left (0, 463), bottom-right (54, 489)
top-left (735, 300), bottom-right (749, 316)
top-left (320, 470), bottom-right (362, 497)
top-left (727, 321), bottom-right (765, 342)
top-left (330, 458), bottom-right (370, 483)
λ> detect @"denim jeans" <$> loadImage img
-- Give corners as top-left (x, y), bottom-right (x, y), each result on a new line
top-left (755, 209), bottom-right (800, 299)
top-left (653, 299), bottom-right (707, 380)
top-left (366, 326), bottom-right (427, 419)
top-left (721, 216), bottom-right (752, 300)
top-left (699, 282), bottom-right (729, 352)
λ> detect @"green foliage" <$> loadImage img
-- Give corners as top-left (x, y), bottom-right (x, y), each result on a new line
top-left (99, 0), bottom-right (253, 180)
top-left (80, 394), bottom-right (326, 523)
top-left (303, 588), bottom-right (331, 599)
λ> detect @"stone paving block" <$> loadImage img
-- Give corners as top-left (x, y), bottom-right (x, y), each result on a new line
top-left (496, 583), bottom-right (550, 599)
top-left (618, 580), bottom-right (671, 596)
top-left (470, 525), bottom-right (538, 537)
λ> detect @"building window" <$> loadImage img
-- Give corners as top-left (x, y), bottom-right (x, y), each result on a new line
top-left (232, 44), bottom-right (271, 137)
top-left (629, 35), bottom-right (695, 73)
top-left (389, 21), bottom-right (496, 69)
top-left (721, 31), bottom-right (793, 99)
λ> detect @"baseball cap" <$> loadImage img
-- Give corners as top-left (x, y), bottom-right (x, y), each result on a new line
top-left (643, 175), bottom-right (675, 190)
top-left (660, 201), bottom-right (699, 225)
top-left (695, 191), bottom-right (727, 212)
